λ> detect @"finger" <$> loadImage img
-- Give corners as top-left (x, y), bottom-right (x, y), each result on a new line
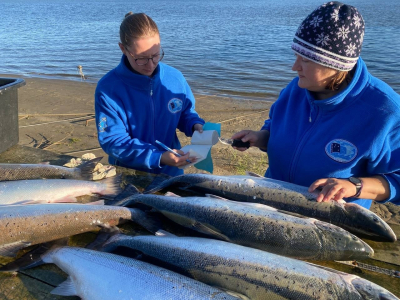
top-left (333, 188), bottom-right (346, 201)
top-left (308, 178), bottom-right (328, 193)
top-left (233, 146), bottom-right (248, 152)
top-left (175, 149), bottom-right (185, 155)
top-left (231, 130), bottom-right (248, 140)
top-left (323, 185), bottom-right (343, 202)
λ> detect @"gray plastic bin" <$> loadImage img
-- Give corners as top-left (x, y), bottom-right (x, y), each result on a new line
top-left (0, 78), bottom-right (25, 153)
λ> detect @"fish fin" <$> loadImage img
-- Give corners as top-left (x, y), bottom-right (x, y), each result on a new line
top-left (164, 191), bottom-right (180, 197)
top-left (87, 200), bottom-right (105, 205)
top-left (8, 200), bottom-right (49, 205)
top-left (77, 157), bottom-right (103, 180)
top-left (129, 208), bottom-right (163, 234)
top-left (52, 196), bottom-right (78, 203)
top-left (143, 174), bottom-right (174, 194)
top-left (205, 194), bottom-right (230, 200)
top-left (221, 289), bottom-right (250, 300)
top-left (276, 209), bottom-right (310, 219)
top-left (155, 230), bottom-right (177, 237)
top-left (51, 277), bottom-right (77, 296)
top-left (0, 241), bottom-right (31, 258)
top-left (245, 171), bottom-right (264, 178)
top-left (99, 174), bottom-right (123, 197)
top-left (104, 184), bottom-right (141, 206)
top-left (39, 161), bottom-right (50, 165)
top-left (86, 226), bottom-right (121, 250)
top-left (115, 184), bottom-right (141, 200)
top-left (191, 222), bottom-right (231, 242)
top-left (0, 239), bottom-right (68, 271)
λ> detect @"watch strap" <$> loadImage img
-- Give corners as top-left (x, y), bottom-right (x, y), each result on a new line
top-left (348, 177), bottom-right (363, 198)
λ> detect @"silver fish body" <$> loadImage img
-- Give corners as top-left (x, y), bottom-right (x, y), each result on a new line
top-left (0, 176), bottom-right (121, 205)
top-left (0, 157), bottom-right (102, 181)
top-left (102, 234), bottom-right (399, 300)
top-left (40, 246), bottom-right (243, 300)
top-left (0, 203), bottom-right (137, 257)
top-left (145, 174), bottom-right (397, 242)
top-left (118, 193), bottom-right (373, 260)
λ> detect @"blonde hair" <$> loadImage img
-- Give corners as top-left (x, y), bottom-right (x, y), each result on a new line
top-left (326, 71), bottom-right (351, 91)
top-left (120, 12), bottom-right (159, 47)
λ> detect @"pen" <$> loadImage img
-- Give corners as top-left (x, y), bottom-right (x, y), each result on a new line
top-left (155, 140), bottom-right (192, 163)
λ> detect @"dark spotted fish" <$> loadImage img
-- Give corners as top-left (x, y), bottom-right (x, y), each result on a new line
top-left (144, 173), bottom-right (397, 242)
top-left (0, 157), bottom-right (102, 181)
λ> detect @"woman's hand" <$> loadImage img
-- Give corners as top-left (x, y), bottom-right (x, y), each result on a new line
top-left (308, 178), bottom-right (356, 202)
top-left (192, 124), bottom-right (203, 133)
top-left (231, 130), bottom-right (270, 151)
top-left (308, 175), bottom-right (390, 202)
top-left (160, 150), bottom-right (197, 167)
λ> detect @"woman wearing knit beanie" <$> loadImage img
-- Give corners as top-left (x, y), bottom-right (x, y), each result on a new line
top-left (232, 1), bottom-right (400, 210)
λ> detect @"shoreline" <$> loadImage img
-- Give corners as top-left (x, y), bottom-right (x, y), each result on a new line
top-left (4, 74), bottom-right (272, 176)
top-left (0, 73), bottom-right (276, 103)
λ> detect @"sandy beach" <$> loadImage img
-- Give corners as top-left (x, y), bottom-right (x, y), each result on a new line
top-left (4, 74), bottom-right (272, 176)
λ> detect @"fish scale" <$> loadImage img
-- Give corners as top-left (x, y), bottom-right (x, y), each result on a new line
top-left (0, 204), bottom-right (135, 257)
top-left (144, 174), bottom-right (397, 242)
top-left (101, 235), bottom-right (399, 300)
top-left (39, 246), bottom-right (243, 300)
top-left (114, 193), bottom-right (373, 260)
top-left (0, 157), bottom-right (102, 181)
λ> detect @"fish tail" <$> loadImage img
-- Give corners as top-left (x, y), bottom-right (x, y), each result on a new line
top-left (104, 184), bottom-right (141, 206)
top-left (0, 238), bottom-right (68, 272)
top-left (86, 226), bottom-right (122, 251)
top-left (77, 157), bottom-right (103, 180)
top-left (143, 174), bottom-right (174, 194)
top-left (99, 174), bottom-right (123, 197)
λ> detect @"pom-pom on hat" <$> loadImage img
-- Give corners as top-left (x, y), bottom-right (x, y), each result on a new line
top-left (291, 1), bottom-right (365, 71)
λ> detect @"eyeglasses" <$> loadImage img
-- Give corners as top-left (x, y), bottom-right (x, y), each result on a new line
top-left (125, 47), bottom-right (164, 66)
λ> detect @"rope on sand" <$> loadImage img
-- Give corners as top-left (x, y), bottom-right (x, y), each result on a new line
top-left (218, 109), bottom-right (269, 124)
top-left (19, 115), bottom-right (94, 128)
top-left (335, 260), bottom-right (400, 278)
top-left (63, 147), bottom-right (103, 155)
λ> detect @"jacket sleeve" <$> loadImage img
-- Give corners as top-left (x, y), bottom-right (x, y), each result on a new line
top-left (177, 80), bottom-right (205, 136)
top-left (95, 90), bottom-right (163, 170)
top-left (371, 125), bottom-right (400, 204)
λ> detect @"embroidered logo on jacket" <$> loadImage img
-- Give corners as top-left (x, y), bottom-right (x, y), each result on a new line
top-left (325, 139), bottom-right (357, 163)
top-left (168, 98), bottom-right (183, 113)
top-left (98, 117), bottom-right (107, 132)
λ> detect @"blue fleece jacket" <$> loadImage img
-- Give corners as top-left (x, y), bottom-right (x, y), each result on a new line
top-left (262, 57), bottom-right (400, 209)
top-left (95, 55), bottom-right (204, 176)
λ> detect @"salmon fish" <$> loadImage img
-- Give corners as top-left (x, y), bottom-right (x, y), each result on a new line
top-left (112, 188), bottom-right (373, 261)
top-left (0, 157), bottom-right (102, 181)
top-left (1, 246), bottom-right (244, 300)
top-left (99, 234), bottom-right (398, 300)
top-left (0, 203), bottom-right (152, 257)
top-left (144, 174), bottom-right (397, 242)
top-left (0, 175), bottom-right (121, 205)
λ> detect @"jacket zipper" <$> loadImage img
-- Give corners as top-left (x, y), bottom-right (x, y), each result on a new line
top-left (289, 104), bottom-right (320, 182)
top-left (149, 78), bottom-right (155, 142)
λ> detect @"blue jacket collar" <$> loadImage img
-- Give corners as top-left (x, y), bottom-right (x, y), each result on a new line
top-left (114, 55), bottom-right (162, 89)
top-left (306, 57), bottom-right (369, 112)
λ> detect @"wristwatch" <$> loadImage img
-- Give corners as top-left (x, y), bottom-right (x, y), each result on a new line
top-left (348, 177), bottom-right (363, 198)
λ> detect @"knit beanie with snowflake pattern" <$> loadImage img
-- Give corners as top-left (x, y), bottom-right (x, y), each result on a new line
top-left (291, 1), bottom-right (365, 71)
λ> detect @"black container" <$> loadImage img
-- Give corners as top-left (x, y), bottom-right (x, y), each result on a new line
top-left (0, 78), bottom-right (25, 153)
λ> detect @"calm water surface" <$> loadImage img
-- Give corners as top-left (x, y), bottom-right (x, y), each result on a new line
top-left (0, 0), bottom-right (399, 100)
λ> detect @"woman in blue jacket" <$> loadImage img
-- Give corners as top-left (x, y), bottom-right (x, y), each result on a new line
top-left (95, 12), bottom-right (204, 176)
top-left (233, 2), bottom-right (400, 210)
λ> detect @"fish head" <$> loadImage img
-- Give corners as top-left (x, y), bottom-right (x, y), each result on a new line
top-left (314, 220), bottom-right (374, 260)
top-left (351, 277), bottom-right (399, 300)
top-left (342, 203), bottom-right (397, 242)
